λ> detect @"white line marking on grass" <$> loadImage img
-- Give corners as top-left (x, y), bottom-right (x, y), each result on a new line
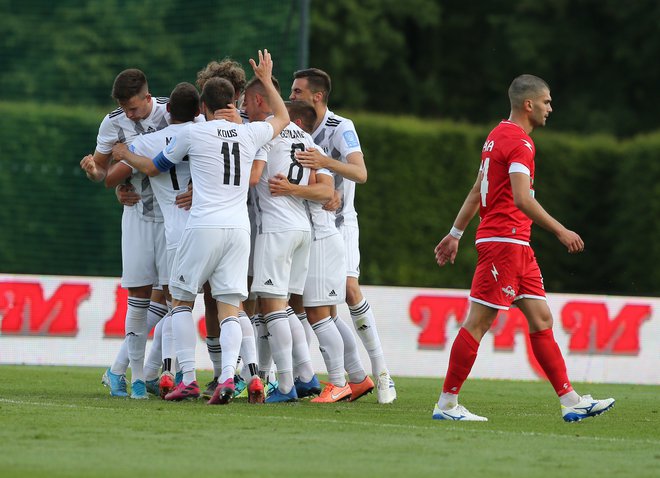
top-left (2, 398), bottom-right (657, 446)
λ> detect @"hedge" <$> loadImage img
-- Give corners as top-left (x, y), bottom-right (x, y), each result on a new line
top-left (1, 102), bottom-right (657, 296)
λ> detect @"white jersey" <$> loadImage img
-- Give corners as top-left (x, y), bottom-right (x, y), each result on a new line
top-left (128, 122), bottom-right (192, 249)
top-left (162, 119), bottom-right (273, 231)
top-left (96, 97), bottom-right (170, 222)
top-left (255, 122), bottom-right (316, 233)
top-left (311, 109), bottom-right (362, 228)
top-left (305, 169), bottom-right (338, 241)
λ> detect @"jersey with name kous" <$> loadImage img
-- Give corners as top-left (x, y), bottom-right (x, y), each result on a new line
top-left (162, 119), bottom-right (273, 231)
top-left (96, 97), bottom-right (170, 222)
top-left (311, 109), bottom-right (362, 228)
top-left (128, 122), bottom-right (192, 249)
top-left (255, 122), bottom-right (316, 233)
top-left (476, 120), bottom-right (536, 243)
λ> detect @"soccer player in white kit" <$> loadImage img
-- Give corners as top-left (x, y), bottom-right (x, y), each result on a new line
top-left (80, 69), bottom-right (170, 399)
top-left (269, 101), bottom-right (374, 403)
top-left (289, 68), bottom-right (397, 403)
top-left (244, 80), bottom-right (332, 403)
top-left (111, 82), bottom-right (201, 400)
top-left (138, 51), bottom-right (289, 404)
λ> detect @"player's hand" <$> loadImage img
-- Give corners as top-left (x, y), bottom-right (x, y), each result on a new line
top-left (557, 228), bottom-right (584, 254)
top-left (214, 104), bottom-right (242, 124)
top-left (111, 142), bottom-right (129, 161)
top-left (175, 183), bottom-right (193, 210)
top-left (434, 234), bottom-right (459, 266)
top-left (80, 154), bottom-right (101, 180)
top-left (295, 148), bottom-right (328, 170)
top-left (322, 189), bottom-right (341, 211)
top-left (115, 184), bottom-right (140, 206)
top-left (249, 49), bottom-right (273, 82)
top-left (268, 173), bottom-right (294, 196)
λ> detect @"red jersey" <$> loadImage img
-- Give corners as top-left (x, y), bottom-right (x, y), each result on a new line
top-left (476, 120), bottom-right (536, 243)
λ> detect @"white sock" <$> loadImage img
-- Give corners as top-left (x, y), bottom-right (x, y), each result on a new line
top-left (349, 298), bottom-right (388, 376)
top-left (206, 336), bottom-right (222, 379)
top-left (161, 312), bottom-right (175, 372)
top-left (333, 315), bottom-right (367, 383)
top-left (265, 310), bottom-right (294, 393)
top-left (219, 316), bottom-right (242, 383)
top-left (110, 339), bottom-right (129, 376)
top-left (287, 307), bottom-right (314, 383)
top-left (238, 311), bottom-right (258, 378)
top-left (144, 318), bottom-right (164, 381)
top-left (143, 301), bottom-right (168, 381)
top-left (560, 390), bottom-right (581, 407)
top-left (254, 314), bottom-right (273, 380)
top-left (438, 392), bottom-right (458, 410)
top-left (297, 311), bottom-right (314, 349)
top-left (172, 305), bottom-right (197, 385)
top-left (125, 297), bottom-right (150, 382)
top-left (312, 316), bottom-right (346, 386)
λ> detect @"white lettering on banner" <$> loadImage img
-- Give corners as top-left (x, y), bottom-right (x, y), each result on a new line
top-left (0, 275), bottom-right (658, 385)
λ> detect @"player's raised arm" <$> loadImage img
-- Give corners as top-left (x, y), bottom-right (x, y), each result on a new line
top-left (249, 49), bottom-right (289, 138)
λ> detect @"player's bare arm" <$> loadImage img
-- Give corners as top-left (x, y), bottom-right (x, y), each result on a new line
top-left (213, 104), bottom-right (242, 124)
top-left (269, 171), bottom-right (333, 202)
top-left (111, 142), bottom-right (161, 177)
top-left (80, 150), bottom-right (112, 182)
top-left (510, 172), bottom-right (584, 253)
top-left (249, 49), bottom-right (289, 138)
top-left (249, 160), bottom-right (267, 187)
top-left (104, 161), bottom-right (133, 189)
top-left (322, 189), bottom-right (341, 212)
top-left (115, 184), bottom-right (140, 206)
top-left (435, 173), bottom-right (481, 267)
top-left (174, 183), bottom-right (192, 210)
top-left (296, 149), bottom-right (367, 184)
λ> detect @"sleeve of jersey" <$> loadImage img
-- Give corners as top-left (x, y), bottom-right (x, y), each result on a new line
top-left (335, 120), bottom-right (362, 157)
top-left (254, 146), bottom-right (268, 163)
top-left (507, 142), bottom-right (534, 173)
top-left (250, 122), bottom-right (275, 149)
top-left (95, 115), bottom-right (116, 155)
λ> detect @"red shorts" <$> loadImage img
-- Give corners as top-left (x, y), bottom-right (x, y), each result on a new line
top-left (469, 241), bottom-right (545, 310)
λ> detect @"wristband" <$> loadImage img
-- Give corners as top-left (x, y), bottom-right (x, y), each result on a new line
top-left (449, 226), bottom-right (464, 240)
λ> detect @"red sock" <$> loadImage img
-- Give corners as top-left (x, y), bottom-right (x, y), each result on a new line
top-left (529, 328), bottom-right (573, 396)
top-left (442, 327), bottom-right (480, 394)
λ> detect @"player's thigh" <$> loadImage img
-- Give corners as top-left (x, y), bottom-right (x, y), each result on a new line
top-left (208, 228), bottom-right (251, 301)
top-left (288, 231), bottom-right (311, 295)
top-left (469, 242), bottom-right (524, 310)
top-left (170, 228), bottom-right (223, 297)
top-left (121, 209), bottom-right (159, 288)
top-left (251, 230), bottom-right (304, 297)
top-left (154, 221), bottom-right (169, 286)
top-left (303, 233), bottom-right (347, 308)
top-left (340, 224), bottom-right (361, 279)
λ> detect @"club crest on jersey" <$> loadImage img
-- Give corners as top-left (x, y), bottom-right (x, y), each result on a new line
top-left (342, 131), bottom-right (359, 148)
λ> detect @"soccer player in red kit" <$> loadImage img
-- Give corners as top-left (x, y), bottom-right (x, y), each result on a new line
top-left (432, 74), bottom-right (615, 422)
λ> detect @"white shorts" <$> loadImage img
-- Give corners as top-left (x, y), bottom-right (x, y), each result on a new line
top-left (340, 224), bottom-right (361, 278)
top-left (121, 208), bottom-right (168, 288)
top-left (169, 228), bottom-right (250, 303)
top-left (303, 233), bottom-right (346, 307)
top-left (251, 230), bottom-right (311, 298)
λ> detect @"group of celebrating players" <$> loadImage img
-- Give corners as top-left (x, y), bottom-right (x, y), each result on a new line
top-left (80, 50), bottom-right (397, 405)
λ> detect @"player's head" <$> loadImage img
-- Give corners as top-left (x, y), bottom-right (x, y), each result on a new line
top-left (243, 76), bottom-right (281, 122)
top-left (168, 82), bottom-right (200, 123)
top-left (200, 77), bottom-right (235, 116)
top-left (286, 100), bottom-right (317, 134)
top-left (290, 68), bottom-right (331, 106)
top-left (112, 69), bottom-right (152, 121)
top-left (508, 74), bottom-right (552, 128)
top-left (196, 58), bottom-right (246, 103)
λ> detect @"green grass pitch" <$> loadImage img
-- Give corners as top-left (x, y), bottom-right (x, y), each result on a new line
top-left (0, 365), bottom-right (658, 477)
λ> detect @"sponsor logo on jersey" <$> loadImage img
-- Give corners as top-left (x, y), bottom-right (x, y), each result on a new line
top-left (342, 131), bottom-right (359, 148)
top-left (501, 286), bottom-right (516, 298)
top-left (264, 279), bottom-right (274, 286)
top-left (522, 139), bottom-right (533, 152)
top-left (328, 290), bottom-right (337, 297)
top-left (178, 275), bottom-right (185, 283)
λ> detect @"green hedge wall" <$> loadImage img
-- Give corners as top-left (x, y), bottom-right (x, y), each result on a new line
top-left (1, 102), bottom-right (657, 296)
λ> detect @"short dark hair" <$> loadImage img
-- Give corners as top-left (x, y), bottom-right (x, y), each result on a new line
top-left (196, 58), bottom-right (246, 93)
top-left (508, 74), bottom-right (549, 110)
top-left (112, 69), bottom-right (148, 102)
top-left (200, 77), bottom-right (235, 112)
top-left (293, 68), bottom-right (331, 103)
top-left (286, 100), bottom-right (317, 134)
top-left (168, 82), bottom-right (199, 122)
top-left (245, 76), bottom-right (280, 95)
